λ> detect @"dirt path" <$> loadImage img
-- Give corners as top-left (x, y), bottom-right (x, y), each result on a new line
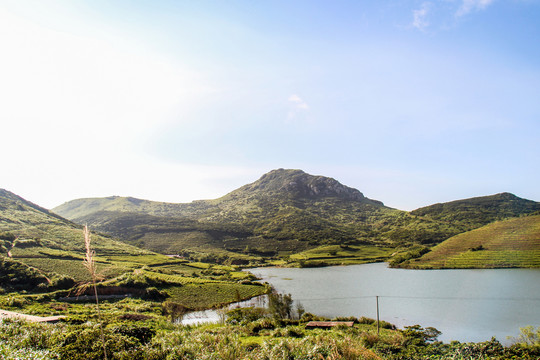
top-left (0, 309), bottom-right (64, 323)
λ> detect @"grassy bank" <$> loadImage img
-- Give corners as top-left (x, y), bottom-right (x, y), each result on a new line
top-left (0, 301), bottom-right (538, 360)
top-left (397, 215), bottom-right (540, 269)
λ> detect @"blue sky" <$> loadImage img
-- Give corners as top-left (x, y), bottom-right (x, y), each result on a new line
top-left (1, 0), bottom-right (539, 210)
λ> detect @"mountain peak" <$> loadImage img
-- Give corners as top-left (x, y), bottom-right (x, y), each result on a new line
top-left (235, 168), bottom-right (372, 202)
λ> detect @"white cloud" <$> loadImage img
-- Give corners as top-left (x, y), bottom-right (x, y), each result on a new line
top-left (456, 0), bottom-right (495, 17)
top-left (288, 94), bottom-right (309, 109)
top-left (287, 94), bottom-right (310, 120)
top-left (413, 2), bottom-right (432, 30)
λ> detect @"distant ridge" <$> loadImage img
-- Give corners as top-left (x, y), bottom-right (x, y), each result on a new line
top-left (54, 169), bottom-right (385, 220)
top-left (411, 192), bottom-right (540, 228)
top-left (51, 169), bottom-right (540, 264)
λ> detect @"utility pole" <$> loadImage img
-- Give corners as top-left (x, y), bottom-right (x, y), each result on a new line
top-left (376, 295), bottom-right (380, 335)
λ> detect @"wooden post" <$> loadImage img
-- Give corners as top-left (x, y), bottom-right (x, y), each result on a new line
top-left (376, 295), bottom-right (380, 335)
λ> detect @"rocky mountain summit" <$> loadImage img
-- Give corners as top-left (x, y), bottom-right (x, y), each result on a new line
top-left (237, 169), bottom-right (376, 202)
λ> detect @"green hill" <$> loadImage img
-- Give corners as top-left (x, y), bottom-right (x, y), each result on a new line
top-left (0, 189), bottom-right (150, 256)
top-left (0, 189), bottom-right (266, 307)
top-left (397, 215), bottom-right (540, 268)
top-left (410, 192), bottom-right (540, 229)
top-left (53, 169), bottom-right (539, 265)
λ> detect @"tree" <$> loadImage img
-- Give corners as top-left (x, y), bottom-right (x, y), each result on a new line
top-left (268, 291), bottom-right (293, 319)
top-left (295, 301), bottom-right (305, 320)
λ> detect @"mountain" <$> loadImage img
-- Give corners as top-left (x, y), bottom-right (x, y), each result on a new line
top-left (53, 169), bottom-right (396, 259)
top-left (54, 169), bottom-right (384, 220)
top-left (53, 169), bottom-right (539, 263)
top-left (398, 214), bottom-right (540, 268)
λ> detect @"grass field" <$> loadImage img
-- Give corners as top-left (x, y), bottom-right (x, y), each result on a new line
top-left (405, 215), bottom-right (540, 268)
top-left (166, 282), bottom-right (267, 309)
top-left (288, 244), bottom-right (394, 266)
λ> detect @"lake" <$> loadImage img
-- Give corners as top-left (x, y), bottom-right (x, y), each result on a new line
top-left (249, 262), bottom-right (540, 344)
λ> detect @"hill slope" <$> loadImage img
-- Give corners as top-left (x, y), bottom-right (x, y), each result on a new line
top-left (53, 169), bottom-right (539, 264)
top-left (0, 189), bottom-right (267, 308)
top-left (398, 215), bottom-right (540, 268)
top-left (0, 188), bottom-right (154, 283)
top-left (410, 192), bottom-right (540, 229)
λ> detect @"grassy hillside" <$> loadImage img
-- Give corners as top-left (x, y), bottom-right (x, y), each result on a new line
top-left (52, 170), bottom-right (481, 262)
top-left (411, 192), bottom-right (540, 229)
top-left (0, 189), bottom-right (267, 308)
top-left (396, 215), bottom-right (540, 268)
top-left (53, 169), bottom-right (539, 266)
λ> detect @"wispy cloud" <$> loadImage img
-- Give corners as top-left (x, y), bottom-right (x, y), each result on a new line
top-left (287, 94), bottom-right (310, 121)
top-left (456, 0), bottom-right (495, 17)
top-left (412, 2), bottom-right (432, 31)
top-left (288, 94), bottom-right (309, 110)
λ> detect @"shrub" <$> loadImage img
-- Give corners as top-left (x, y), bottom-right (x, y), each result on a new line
top-left (49, 274), bottom-right (76, 290)
top-left (161, 301), bottom-right (188, 322)
top-left (13, 238), bottom-right (42, 248)
top-left (55, 326), bottom-right (143, 360)
top-left (300, 312), bottom-right (328, 322)
top-left (109, 324), bottom-right (155, 345)
top-left (118, 313), bottom-right (154, 322)
top-left (226, 307), bottom-right (267, 325)
top-left (358, 316), bottom-right (376, 325)
top-left (248, 317), bottom-right (276, 334)
top-left (114, 273), bottom-right (168, 289)
top-left (143, 287), bottom-right (168, 301)
top-left (333, 316), bottom-right (358, 324)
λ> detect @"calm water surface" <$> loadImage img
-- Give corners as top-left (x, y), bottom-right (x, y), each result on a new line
top-left (249, 263), bottom-right (540, 344)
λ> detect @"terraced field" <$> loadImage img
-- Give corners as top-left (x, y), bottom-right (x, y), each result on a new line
top-left (406, 215), bottom-right (540, 268)
top-left (289, 244), bottom-right (394, 266)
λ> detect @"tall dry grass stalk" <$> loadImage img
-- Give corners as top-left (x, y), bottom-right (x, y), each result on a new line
top-left (83, 225), bottom-right (108, 360)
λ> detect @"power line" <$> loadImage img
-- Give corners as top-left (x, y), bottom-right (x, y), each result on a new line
top-left (294, 295), bottom-right (540, 302)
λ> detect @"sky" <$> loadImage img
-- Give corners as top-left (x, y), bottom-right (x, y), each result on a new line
top-left (1, 0), bottom-right (539, 211)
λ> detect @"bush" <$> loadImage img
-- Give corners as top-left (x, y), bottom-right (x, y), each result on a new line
top-left (114, 272), bottom-right (169, 289)
top-left (161, 301), bottom-right (188, 322)
top-left (333, 316), bottom-right (358, 324)
top-left (143, 287), bottom-right (168, 301)
top-left (49, 274), bottom-right (76, 290)
top-left (358, 316), bottom-right (376, 325)
top-left (109, 324), bottom-right (155, 345)
top-left (55, 326), bottom-right (143, 360)
top-left (226, 307), bottom-right (267, 325)
top-left (248, 317), bottom-right (276, 334)
top-left (300, 312), bottom-right (327, 322)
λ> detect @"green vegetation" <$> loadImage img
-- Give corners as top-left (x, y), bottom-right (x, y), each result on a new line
top-left (1, 183), bottom-right (540, 358)
top-left (0, 297), bottom-right (538, 360)
top-left (411, 192), bottom-right (540, 229)
top-left (395, 215), bottom-right (540, 268)
top-left (0, 188), bottom-right (268, 309)
top-left (289, 244), bottom-right (394, 267)
top-left (52, 169), bottom-right (540, 267)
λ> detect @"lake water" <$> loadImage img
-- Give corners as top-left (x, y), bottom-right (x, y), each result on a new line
top-left (249, 263), bottom-right (540, 344)
top-left (182, 295), bottom-right (268, 326)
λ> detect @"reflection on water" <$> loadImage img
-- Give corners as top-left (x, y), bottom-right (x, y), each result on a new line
top-left (181, 295), bottom-right (267, 326)
top-left (249, 263), bottom-right (540, 344)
